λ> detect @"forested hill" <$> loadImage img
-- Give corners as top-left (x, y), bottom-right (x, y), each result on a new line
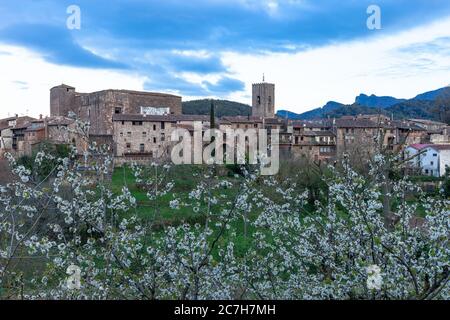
top-left (277, 86), bottom-right (450, 122)
top-left (182, 99), bottom-right (251, 117)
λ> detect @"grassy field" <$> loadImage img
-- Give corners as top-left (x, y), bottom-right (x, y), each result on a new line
top-left (109, 165), bottom-right (264, 255)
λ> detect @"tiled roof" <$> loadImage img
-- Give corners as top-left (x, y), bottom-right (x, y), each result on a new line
top-left (388, 120), bottom-right (425, 131)
top-left (409, 144), bottom-right (450, 151)
top-left (292, 121), bottom-right (331, 128)
top-left (113, 114), bottom-right (209, 122)
top-left (25, 126), bottom-right (45, 132)
top-left (429, 144), bottom-right (450, 151)
top-left (221, 116), bottom-right (262, 123)
top-left (300, 130), bottom-right (335, 137)
top-left (11, 123), bottom-right (31, 130)
top-left (408, 144), bottom-right (433, 150)
top-left (334, 118), bottom-right (379, 128)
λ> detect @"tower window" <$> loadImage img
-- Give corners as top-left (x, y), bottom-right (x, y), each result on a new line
top-left (257, 96), bottom-right (261, 105)
top-left (268, 96), bottom-right (272, 105)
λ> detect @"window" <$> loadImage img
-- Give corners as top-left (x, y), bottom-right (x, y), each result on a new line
top-left (433, 153), bottom-right (437, 157)
top-left (139, 144), bottom-right (145, 152)
top-left (121, 121), bottom-right (125, 125)
top-left (254, 124), bottom-right (258, 128)
top-left (295, 137), bottom-right (299, 144)
top-left (120, 132), bottom-right (123, 137)
top-left (161, 133), bottom-right (165, 141)
top-left (126, 143), bottom-right (131, 149)
top-left (161, 122), bottom-right (165, 130)
top-left (431, 161), bottom-right (434, 166)
top-left (153, 124), bottom-right (156, 131)
top-left (257, 96), bottom-right (261, 105)
top-left (142, 132), bottom-right (147, 137)
top-left (268, 96), bottom-right (272, 105)
top-left (132, 121), bottom-right (143, 126)
top-left (127, 132), bottom-right (131, 137)
top-left (115, 107), bottom-right (122, 114)
top-left (153, 137), bottom-right (157, 143)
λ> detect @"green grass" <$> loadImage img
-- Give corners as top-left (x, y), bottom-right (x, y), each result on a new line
top-left (108, 165), bottom-right (278, 256)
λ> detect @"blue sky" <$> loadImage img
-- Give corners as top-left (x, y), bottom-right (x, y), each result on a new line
top-left (0, 0), bottom-right (450, 117)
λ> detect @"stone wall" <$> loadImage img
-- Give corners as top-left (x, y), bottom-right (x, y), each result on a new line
top-left (50, 85), bottom-right (182, 135)
top-left (252, 83), bottom-right (275, 118)
top-left (113, 120), bottom-right (175, 158)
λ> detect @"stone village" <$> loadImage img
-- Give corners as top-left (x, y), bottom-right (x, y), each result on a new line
top-left (1, 81), bottom-right (450, 176)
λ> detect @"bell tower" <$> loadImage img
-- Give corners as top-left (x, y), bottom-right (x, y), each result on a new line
top-left (252, 76), bottom-right (275, 118)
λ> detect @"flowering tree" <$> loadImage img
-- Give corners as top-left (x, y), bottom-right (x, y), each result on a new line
top-left (0, 123), bottom-right (448, 300)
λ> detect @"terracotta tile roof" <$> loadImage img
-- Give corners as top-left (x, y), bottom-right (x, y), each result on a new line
top-left (408, 144), bottom-right (433, 150)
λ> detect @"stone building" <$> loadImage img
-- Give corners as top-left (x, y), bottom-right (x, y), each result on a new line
top-left (252, 81), bottom-right (275, 118)
top-left (332, 117), bottom-right (426, 163)
top-left (112, 114), bottom-right (210, 164)
top-left (50, 84), bottom-right (182, 135)
top-left (291, 127), bottom-right (336, 162)
top-left (405, 144), bottom-right (450, 177)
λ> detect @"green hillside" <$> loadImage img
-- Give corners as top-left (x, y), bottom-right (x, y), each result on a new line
top-left (182, 99), bottom-right (251, 117)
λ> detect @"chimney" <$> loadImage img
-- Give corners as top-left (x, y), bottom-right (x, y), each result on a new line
top-left (39, 114), bottom-right (43, 120)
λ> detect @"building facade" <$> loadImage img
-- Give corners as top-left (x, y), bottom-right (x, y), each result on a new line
top-left (405, 144), bottom-right (450, 177)
top-left (50, 84), bottom-right (182, 135)
top-left (252, 82), bottom-right (275, 118)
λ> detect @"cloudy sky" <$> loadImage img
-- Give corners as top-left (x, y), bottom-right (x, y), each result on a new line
top-left (0, 0), bottom-right (450, 118)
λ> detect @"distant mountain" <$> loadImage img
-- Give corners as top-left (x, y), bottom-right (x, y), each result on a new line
top-left (413, 87), bottom-right (449, 101)
top-left (183, 99), bottom-right (251, 117)
top-left (279, 101), bottom-right (344, 120)
top-left (277, 110), bottom-right (303, 120)
top-left (277, 86), bottom-right (450, 122)
top-left (355, 94), bottom-right (405, 108)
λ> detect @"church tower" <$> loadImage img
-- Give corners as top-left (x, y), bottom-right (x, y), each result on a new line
top-left (252, 77), bottom-right (275, 118)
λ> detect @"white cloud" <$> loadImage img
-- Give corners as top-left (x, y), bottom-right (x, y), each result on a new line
top-left (0, 43), bottom-right (146, 118)
top-left (221, 15), bottom-right (450, 112)
top-left (1, 15), bottom-right (450, 118)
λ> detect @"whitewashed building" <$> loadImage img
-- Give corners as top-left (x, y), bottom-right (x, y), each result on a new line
top-left (405, 144), bottom-right (450, 177)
